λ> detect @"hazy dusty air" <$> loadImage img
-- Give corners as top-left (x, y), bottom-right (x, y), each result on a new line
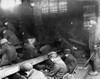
top-left (0, 0), bottom-right (100, 79)
top-left (0, 0), bottom-right (21, 10)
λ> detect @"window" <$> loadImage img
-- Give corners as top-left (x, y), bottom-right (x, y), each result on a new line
top-left (41, 0), bottom-right (49, 14)
top-left (49, 0), bottom-right (57, 13)
top-left (41, 0), bottom-right (67, 14)
top-left (59, 0), bottom-right (67, 13)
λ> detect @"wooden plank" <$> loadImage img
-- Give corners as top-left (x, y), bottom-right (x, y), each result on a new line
top-left (69, 38), bottom-right (87, 46)
top-left (0, 55), bottom-right (48, 79)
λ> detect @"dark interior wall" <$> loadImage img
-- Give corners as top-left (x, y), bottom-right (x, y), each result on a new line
top-left (40, 0), bottom-right (98, 45)
top-left (0, 0), bottom-right (97, 44)
top-left (40, 1), bottom-right (88, 44)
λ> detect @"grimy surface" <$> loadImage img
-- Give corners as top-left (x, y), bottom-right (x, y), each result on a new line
top-left (86, 73), bottom-right (100, 79)
top-left (73, 64), bottom-right (91, 79)
top-left (73, 65), bottom-right (100, 79)
top-left (0, 55), bottom-right (48, 79)
top-left (85, 70), bottom-right (100, 79)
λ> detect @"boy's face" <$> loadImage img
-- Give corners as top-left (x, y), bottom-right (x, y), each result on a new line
top-left (51, 53), bottom-right (57, 59)
top-left (28, 38), bottom-right (36, 45)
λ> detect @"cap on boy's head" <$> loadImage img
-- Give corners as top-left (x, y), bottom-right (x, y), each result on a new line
top-left (48, 51), bottom-right (57, 56)
top-left (64, 49), bottom-right (70, 57)
top-left (20, 63), bottom-right (33, 71)
top-left (48, 51), bottom-right (58, 58)
top-left (1, 38), bottom-right (8, 45)
top-left (64, 49), bottom-right (70, 52)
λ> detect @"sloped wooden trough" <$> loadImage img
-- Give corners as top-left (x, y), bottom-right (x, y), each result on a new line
top-left (0, 55), bottom-right (48, 79)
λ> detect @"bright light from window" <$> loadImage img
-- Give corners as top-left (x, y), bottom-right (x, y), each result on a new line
top-left (41, 0), bottom-right (67, 14)
top-left (59, 2), bottom-right (67, 5)
top-left (41, 0), bottom-right (49, 14)
top-left (59, 0), bottom-right (67, 13)
top-left (49, 0), bottom-right (57, 13)
top-left (1, 0), bottom-right (21, 10)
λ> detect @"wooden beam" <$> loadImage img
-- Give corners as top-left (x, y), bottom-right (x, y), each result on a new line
top-left (69, 38), bottom-right (87, 46)
top-left (0, 55), bottom-right (48, 79)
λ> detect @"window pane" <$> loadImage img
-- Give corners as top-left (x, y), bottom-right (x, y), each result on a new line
top-left (59, 0), bottom-right (67, 13)
top-left (41, 0), bottom-right (49, 14)
top-left (41, 0), bottom-right (67, 14)
top-left (49, 0), bottom-right (57, 13)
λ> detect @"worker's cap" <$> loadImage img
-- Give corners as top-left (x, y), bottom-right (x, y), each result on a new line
top-left (64, 49), bottom-right (70, 52)
top-left (20, 63), bottom-right (33, 71)
top-left (48, 51), bottom-right (57, 56)
top-left (64, 49), bottom-right (70, 57)
top-left (0, 38), bottom-right (10, 45)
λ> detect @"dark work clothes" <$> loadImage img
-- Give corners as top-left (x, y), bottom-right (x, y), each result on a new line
top-left (4, 30), bottom-right (20, 46)
top-left (0, 43), bottom-right (17, 66)
top-left (88, 26), bottom-right (97, 71)
top-left (8, 73), bottom-right (27, 79)
top-left (16, 2), bottom-right (34, 40)
top-left (43, 57), bottom-right (68, 79)
top-left (0, 27), bottom-right (6, 39)
top-left (40, 44), bottom-right (52, 55)
top-left (59, 38), bottom-right (75, 55)
top-left (62, 54), bottom-right (77, 73)
top-left (33, 59), bottom-right (54, 70)
top-left (88, 25), bottom-right (99, 60)
top-left (22, 44), bottom-right (39, 60)
top-left (7, 23), bottom-right (17, 35)
top-left (89, 25), bottom-right (97, 51)
top-left (89, 60), bottom-right (95, 71)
